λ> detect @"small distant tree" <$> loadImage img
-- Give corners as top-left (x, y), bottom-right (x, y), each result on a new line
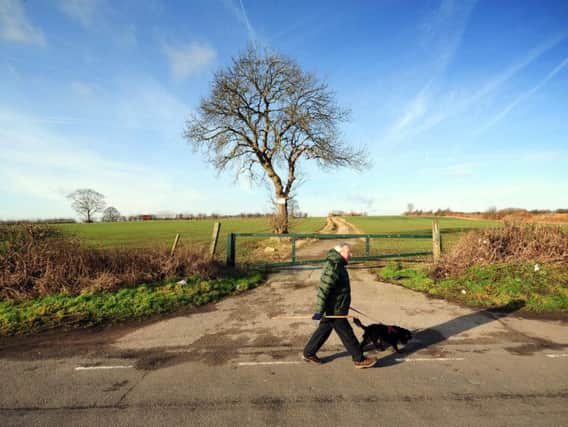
top-left (102, 206), bottom-right (121, 222)
top-left (406, 203), bottom-right (414, 215)
top-left (484, 206), bottom-right (497, 220)
top-left (288, 198), bottom-right (300, 218)
top-left (67, 189), bottom-right (106, 223)
top-left (185, 48), bottom-right (367, 233)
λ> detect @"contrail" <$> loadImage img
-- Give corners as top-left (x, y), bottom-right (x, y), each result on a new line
top-left (239, 0), bottom-right (256, 49)
top-left (476, 55), bottom-right (568, 135)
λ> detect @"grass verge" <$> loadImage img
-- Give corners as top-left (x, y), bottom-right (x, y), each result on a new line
top-left (0, 270), bottom-right (265, 336)
top-left (377, 261), bottom-right (568, 312)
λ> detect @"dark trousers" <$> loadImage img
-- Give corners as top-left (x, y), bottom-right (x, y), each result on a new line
top-left (303, 318), bottom-right (364, 362)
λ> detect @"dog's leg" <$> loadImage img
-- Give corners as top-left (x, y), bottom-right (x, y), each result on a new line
top-left (393, 343), bottom-right (400, 353)
top-left (379, 338), bottom-right (386, 351)
top-left (372, 339), bottom-right (381, 350)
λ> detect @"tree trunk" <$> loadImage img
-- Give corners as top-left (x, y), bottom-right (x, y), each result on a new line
top-left (275, 195), bottom-right (289, 234)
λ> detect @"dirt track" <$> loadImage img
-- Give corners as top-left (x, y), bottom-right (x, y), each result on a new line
top-left (294, 216), bottom-right (361, 260)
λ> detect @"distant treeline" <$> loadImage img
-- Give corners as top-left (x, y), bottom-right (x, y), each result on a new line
top-left (0, 218), bottom-right (77, 225)
top-left (127, 212), bottom-right (308, 221)
top-left (329, 211), bottom-right (368, 217)
top-left (404, 208), bottom-right (568, 220)
top-left (0, 212), bottom-right (309, 224)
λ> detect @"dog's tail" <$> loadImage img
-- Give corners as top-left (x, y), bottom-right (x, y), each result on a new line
top-left (352, 317), bottom-right (366, 330)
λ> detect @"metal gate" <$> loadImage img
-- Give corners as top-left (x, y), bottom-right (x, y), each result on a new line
top-left (226, 232), bottom-right (438, 267)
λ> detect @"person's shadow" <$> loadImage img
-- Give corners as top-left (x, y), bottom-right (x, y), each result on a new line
top-left (320, 300), bottom-right (527, 367)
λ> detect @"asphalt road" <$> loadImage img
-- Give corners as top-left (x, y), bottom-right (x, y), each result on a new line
top-left (1, 261), bottom-right (567, 426)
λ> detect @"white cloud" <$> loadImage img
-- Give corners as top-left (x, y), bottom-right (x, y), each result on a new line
top-left (348, 194), bottom-right (376, 211)
top-left (56, 0), bottom-right (137, 46)
top-left (0, 0), bottom-right (45, 45)
top-left (57, 0), bottom-right (101, 29)
top-left (111, 75), bottom-right (192, 131)
top-left (163, 41), bottom-right (217, 79)
top-left (399, 182), bottom-right (568, 213)
top-left (70, 80), bottom-right (96, 97)
top-left (1, 75), bottom-right (191, 133)
top-left (236, 174), bottom-right (254, 193)
top-left (0, 107), bottom-right (200, 219)
top-left (519, 150), bottom-right (565, 163)
top-left (419, 163), bottom-right (474, 177)
top-left (333, 179), bottom-right (568, 216)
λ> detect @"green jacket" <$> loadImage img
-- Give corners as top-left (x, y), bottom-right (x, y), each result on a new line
top-left (315, 249), bottom-right (351, 316)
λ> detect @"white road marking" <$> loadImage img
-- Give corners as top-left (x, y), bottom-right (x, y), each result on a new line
top-left (238, 361), bottom-right (302, 366)
top-left (395, 357), bottom-right (465, 362)
top-left (75, 365), bottom-right (134, 371)
top-left (545, 354), bottom-right (568, 358)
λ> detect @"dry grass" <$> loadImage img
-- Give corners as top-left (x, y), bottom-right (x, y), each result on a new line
top-left (433, 223), bottom-right (568, 278)
top-left (0, 224), bottom-right (223, 301)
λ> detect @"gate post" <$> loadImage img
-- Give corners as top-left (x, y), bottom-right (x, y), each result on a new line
top-left (226, 233), bottom-right (236, 267)
top-left (291, 237), bottom-right (297, 263)
top-left (170, 233), bottom-right (180, 257)
top-left (365, 236), bottom-right (370, 256)
top-left (432, 219), bottom-right (441, 262)
top-left (210, 222), bottom-right (221, 259)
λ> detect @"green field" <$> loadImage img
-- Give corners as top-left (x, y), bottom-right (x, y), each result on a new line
top-left (55, 217), bottom-right (327, 260)
top-left (55, 215), bottom-right (500, 261)
top-left (343, 215), bottom-right (501, 256)
top-left (344, 215), bottom-right (499, 233)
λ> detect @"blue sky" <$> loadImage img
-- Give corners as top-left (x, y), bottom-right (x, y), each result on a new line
top-left (1, 0), bottom-right (567, 220)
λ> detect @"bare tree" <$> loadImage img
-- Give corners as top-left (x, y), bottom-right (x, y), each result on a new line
top-left (406, 203), bottom-right (414, 215)
top-left (184, 48), bottom-right (367, 233)
top-left (288, 198), bottom-right (300, 218)
top-left (102, 206), bottom-right (121, 222)
top-left (67, 189), bottom-right (106, 223)
top-left (484, 205), bottom-right (498, 220)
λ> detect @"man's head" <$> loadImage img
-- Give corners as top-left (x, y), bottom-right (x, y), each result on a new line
top-left (334, 243), bottom-right (352, 263)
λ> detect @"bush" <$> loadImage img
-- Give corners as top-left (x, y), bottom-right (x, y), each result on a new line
top-left (433, 223), bottom-right (567, 278)
top-left (0, 224), bottom-right (225, 301)
top-left (376, 225), bottom-right (568, 312)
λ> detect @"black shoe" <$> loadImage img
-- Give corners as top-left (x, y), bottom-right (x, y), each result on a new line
top-left (302, 354), bottom-right (323, 365)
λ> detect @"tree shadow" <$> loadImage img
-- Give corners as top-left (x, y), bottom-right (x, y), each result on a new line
top-left (320, 300), bottom-right (526, 366)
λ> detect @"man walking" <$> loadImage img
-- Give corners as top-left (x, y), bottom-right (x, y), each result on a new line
top-left (302, 243), bottom-right (376, 368)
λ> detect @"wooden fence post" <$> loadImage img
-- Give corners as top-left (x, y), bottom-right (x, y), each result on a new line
top-left (170, 233), bottom-right (180, 257)
top-left (432, 219), bottom-right (441, 262)
top-left (210, 222), bottom-right (221, 259)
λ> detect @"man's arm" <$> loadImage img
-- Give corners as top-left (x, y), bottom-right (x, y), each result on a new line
top-left (315, 262), bottom-right (339, 314)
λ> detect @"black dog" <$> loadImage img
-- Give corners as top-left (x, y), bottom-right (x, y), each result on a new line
top-left (353, 318), bottom-right (412, 353)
